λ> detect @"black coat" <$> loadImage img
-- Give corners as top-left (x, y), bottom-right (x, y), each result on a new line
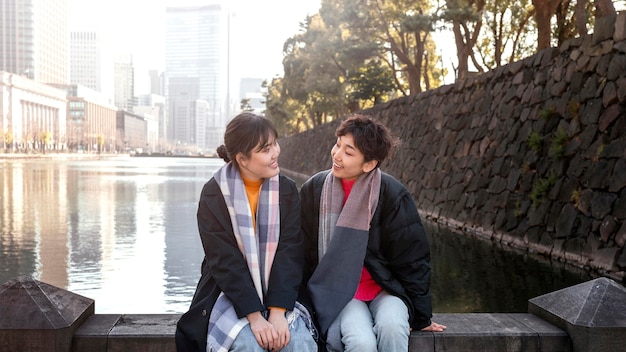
top-left (175, 174), bottom-right (304, 352)
top-left (298, 170), bottom-right (433, 333)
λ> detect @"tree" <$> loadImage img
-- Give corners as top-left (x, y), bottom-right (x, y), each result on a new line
top-left (347, 60), bottom-right (396, 106)
top-left (3, 130), bottom-right (13, 152)
top-left (240, 98), bottom-right (254, 112)
top-left (280, 14), bottom-right (349, 128)
top-left (39, 131), bottom-right (52, 153)
top-left (328, 0), bottom-right (441, 94)
top-left (532, 0), bottom-right (562, 50)
top-left (442, 0), bottom-right (486, 79)
top-left (264, 77), bottom-right (309, 136)
top-left (477, 0), bottom-right (535, 69)
top-left (96, 134), bottom-right (105, 154)
top-left (595, 0), bottom-right (616, 18)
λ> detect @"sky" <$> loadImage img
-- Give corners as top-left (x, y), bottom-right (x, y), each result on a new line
top-left (68, 0), bottom-right (322, 94)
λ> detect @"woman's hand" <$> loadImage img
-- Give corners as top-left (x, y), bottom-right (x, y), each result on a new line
top-left (268, 307), bottom-right (290, 351)
top-left (421, 321), bottom-right (447, 332)
top-left (247, 311), bottom-right (279, 350)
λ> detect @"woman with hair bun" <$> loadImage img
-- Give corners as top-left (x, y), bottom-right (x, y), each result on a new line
top-left (176, 112), bottom-right (317, 352)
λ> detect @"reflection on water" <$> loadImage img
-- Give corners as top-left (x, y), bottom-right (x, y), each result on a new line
top-left (0, 156), bottom-right (218, 313)
top-left (426, 221), bottom-right (596, 312)
top-left (0, 157), bottom-right (596, 314)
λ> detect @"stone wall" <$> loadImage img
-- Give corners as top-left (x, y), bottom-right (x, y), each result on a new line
top-left (278, 13), bottom-right (626, 281)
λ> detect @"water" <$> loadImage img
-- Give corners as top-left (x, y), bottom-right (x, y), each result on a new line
top-left (0, 157), bottom-right (595, 314)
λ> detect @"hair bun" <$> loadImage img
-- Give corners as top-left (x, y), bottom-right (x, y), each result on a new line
top-left (216, 145), bottom-right (230, 162)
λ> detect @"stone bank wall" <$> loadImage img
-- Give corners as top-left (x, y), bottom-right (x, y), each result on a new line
top-left (278, 14), bottom-right (626, 281)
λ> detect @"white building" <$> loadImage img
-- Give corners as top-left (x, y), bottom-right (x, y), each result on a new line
top-left (0, 0), bottom-right (68, 84)
top-left (114, 53), bottom-right (135, 111)
top-left (0, 72), bottom-right (68, 152)
top-left (165, 4), bottom-right (230, 151)
top-left (135, 93), bottom-right (166, 151)
top-left (69, 30), bottom-right (102, 93)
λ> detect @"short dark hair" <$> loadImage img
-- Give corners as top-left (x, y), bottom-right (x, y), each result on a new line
top-left (335, 114), bottom-right (397, 168)
top-left (217, 112), bottom-right (278, 165)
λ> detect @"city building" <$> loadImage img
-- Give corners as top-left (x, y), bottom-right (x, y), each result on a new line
top-left (0, 72), bottom-right (68, 152)
top-left (69, 30), bottom-right (102, 93)
top-left (239, 77), bottom-right (266, 114)
top-left (148, 70), bottom-right (164, 96)
top-left (0, 0), bottom-right (68, 84)
top-left (116, 109), bottom-right (157, 153)
top-left (114, 53), bottom-right (135, 112)
top-left (135, 93), bottom-right (165, 150)
top-left (165, 5), bottom-right (230, 153)
top-left (49, 83), bottom-right (117, 153)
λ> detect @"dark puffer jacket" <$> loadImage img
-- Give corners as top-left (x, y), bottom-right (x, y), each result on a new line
top-left (298, 169), bottom-right (433, 333)
top-left (175, 174), bottom-right (304, 352)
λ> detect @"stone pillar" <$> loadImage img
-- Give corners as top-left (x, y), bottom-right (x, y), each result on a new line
top-left (0, 276), bottom-right (94, 352)
top-left (528, 277), bottom-right (626, 352)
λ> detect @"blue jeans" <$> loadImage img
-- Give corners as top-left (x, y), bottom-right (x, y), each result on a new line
top-left (326, 291), bottom-right (410, 352)
top-left (230, 314), bottom-right (317, 352)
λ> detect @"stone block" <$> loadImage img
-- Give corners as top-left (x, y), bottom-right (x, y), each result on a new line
top-left (411, 313), bottom-right (570, 352)
top-left (615, 12), bottom-right (626, 42)
top-left (0, 277), bottom-right (94, 352)
top-left (528, 277), bottom-right (626, 352)
top-left (73, 314), bottom-right (122, 352)
top-left (107, 314), bottom-right (179, 352)
top-left (593, 15), bottom-right (616, 45)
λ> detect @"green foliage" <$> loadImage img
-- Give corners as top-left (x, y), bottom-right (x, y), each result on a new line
top-left (347, 60), bottom-right (396, 105)
top-left (549, 128), bottom-right (568, 159)
top-left (240, 98), bottom-right (254, 112)
top-left (571, 189), bottom-right (581, 209)
top-left (527, 131), bottom-right (542, 154)
top-left (539, 106), bottom-right (558, 120)
top-left (596, 143), bottom-right (606, 158)
top-left (530, 172), bottom-right (558, 208)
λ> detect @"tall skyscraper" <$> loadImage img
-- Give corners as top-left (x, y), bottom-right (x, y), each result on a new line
top-left (69, 30), bottom-right (102, 93)
top-left (114, 53), bottom-right (135, 111)
top-left (0, 0), bottom-right (68, 84)
top-left (165, 5), bottom-right (230, 153)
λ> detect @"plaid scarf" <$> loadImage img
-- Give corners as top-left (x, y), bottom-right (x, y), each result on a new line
top-left (207, 162), bottom-right (280, 352)
top-left (307, 169), bottom-right (381, 334)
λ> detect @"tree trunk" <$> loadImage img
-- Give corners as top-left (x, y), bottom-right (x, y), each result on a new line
top-left (453, 21), bottom-right (470, 80)
top-left (595, 0), bottom-right (616, 18)
top-left (532, 0), bottom-right (562, 50)
top-left (576, 0), bottom-right (588, 36)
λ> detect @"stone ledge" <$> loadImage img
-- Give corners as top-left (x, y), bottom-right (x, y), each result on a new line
top-left (412, 313), bottom-right (570, 352)
top-left (72, 313), bottom-right (569, 352)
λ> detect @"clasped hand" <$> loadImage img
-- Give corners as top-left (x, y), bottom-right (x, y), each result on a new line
top-left (247, 309), bottom-right (290, 351)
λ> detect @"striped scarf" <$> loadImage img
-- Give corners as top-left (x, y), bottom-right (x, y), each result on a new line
top-left (207, 162), bottom-right (280, 352)
top-left (307, 169), bottom-right (381, 334)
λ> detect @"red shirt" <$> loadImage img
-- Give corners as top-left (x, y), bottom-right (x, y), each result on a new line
top-left (341, 178), bottom-right (383, 302)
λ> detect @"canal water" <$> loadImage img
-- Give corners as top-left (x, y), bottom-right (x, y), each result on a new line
top-left (0, 156), bottom-right (595, 314)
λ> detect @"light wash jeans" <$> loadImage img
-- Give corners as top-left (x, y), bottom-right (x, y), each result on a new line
top-left (326, 291), bottom-right (410, 352)
top-left (230, 314), bottom-right (317, 352)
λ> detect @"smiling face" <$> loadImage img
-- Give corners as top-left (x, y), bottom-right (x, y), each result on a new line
top-left (331, 133), bottom-right (377, 181)
top-left (237, 135), bottom-right (281, 181)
